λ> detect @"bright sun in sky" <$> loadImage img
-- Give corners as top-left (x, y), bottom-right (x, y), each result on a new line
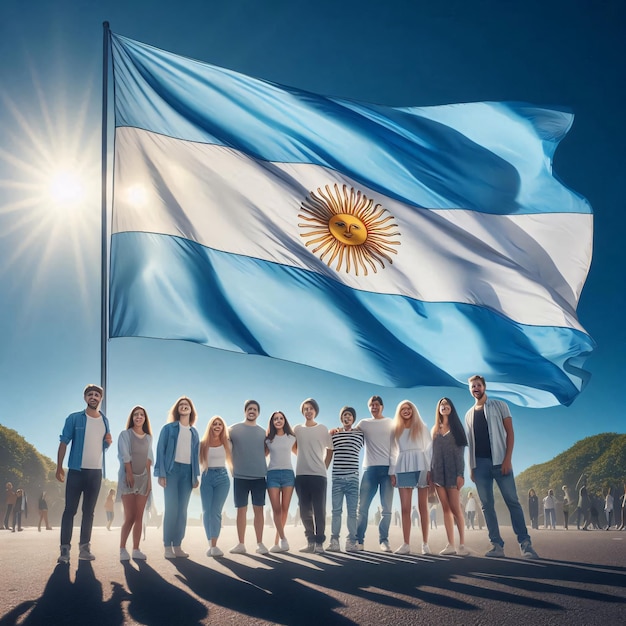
top-left (47, 168), bottom-right (86, 207)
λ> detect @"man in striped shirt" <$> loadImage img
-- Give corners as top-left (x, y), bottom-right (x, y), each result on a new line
top-left (327, 407), bottom-right (364, 552)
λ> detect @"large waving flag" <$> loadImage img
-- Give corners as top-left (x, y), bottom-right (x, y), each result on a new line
top-left (109, 32), bottom-right (594, 408)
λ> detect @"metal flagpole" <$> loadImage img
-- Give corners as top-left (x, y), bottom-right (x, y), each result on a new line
top-left (100, 21), bottom-right (110, 413)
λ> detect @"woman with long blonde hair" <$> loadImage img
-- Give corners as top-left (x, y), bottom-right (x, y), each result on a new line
top-left (389, 400), bottom-right (432, 554)
top-left (430, 397), bottom-right (469, 555)
top-left (199, 416), bottom-right (232, 557)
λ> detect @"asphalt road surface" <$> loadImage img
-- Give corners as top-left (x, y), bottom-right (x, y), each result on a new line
top-left (0, 521), bottom-right (624, 625)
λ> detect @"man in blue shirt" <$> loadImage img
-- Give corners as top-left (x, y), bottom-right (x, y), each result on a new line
top-left (56, 384), bottom-right (112, 563)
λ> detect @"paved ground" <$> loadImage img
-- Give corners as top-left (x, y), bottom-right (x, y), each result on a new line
top-left (0, 522), bottom-right (624, 625)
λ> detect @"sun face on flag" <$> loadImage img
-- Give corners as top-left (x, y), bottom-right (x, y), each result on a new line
top-left (298, 183), bottom-right (401, 276)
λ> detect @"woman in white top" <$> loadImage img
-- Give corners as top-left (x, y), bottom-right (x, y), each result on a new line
top-left (118, 405), bottom-right (154, 561)
top-left (199, 416), bottom-right (232, 557)
top-left (265, 411), bottom-right (296, 553)
top-left (154, 397), bottom-right (201, 559)
top-left (389, 400), bottom-right (432, 555)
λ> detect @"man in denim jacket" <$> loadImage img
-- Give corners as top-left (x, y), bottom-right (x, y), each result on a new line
top-left (56, 384), bottom-right (111, 563)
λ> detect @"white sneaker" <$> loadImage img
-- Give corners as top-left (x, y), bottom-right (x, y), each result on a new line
top-left (173, 546), bottom-right (189, 558)
top-left (314, 543), bottom-right (324, 553)
top-left (299, 542), bottom-right (315, 553)
top-left (326, 538), bottom-right (341, 552)
top-left (269, 544), bottom-right (283, 553)
top-left (439, 543), bottom-right (457, 555)
top-left (279, 538), bottom-right (290, 552)
top-left (355, 542), bottom-right (364, 551)
top-left (379, 540), bottom-right (392, 553)
top-left (120, 547), bottom-right (131, 561)
top-left (207, 546), bottom-right (224, 557)
top-left (164, 546), bottom-right (176, 559)
top-left (132, 549), bottom-right (147, 560)
top-left (256, 542), bottom-right (269, 554)
top-left (456, 544), bottom-right (470, 556)
top-left (345, 541), bottom-right (358, 552)
top-left (229, 542), bottom-right (247, 554)
top-left (421, 543), bottom-right (431, 555)
top-left (394, 542), bottom-right (410, 555)
top-left (78, 543), bottom-right (96, 561)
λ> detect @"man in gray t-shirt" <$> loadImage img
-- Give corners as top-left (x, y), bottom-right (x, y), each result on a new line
top-left (228, 400), bottom-right (268, 555)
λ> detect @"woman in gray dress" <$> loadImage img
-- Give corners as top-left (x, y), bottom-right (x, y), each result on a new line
top-left (118, 405), bottom-right (154, 561)
top-left (430, 398), bottom-right (469, 556)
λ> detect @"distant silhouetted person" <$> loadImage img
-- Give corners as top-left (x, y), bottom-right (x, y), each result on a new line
top-left (104, 489), bottom-right (116, 530)
top-left (465, 492), bottom-right (477, 529)
top-left (56, 384), bottom-right (112, 563)
top-left (465, 375), bottom-right (538, 558)
top-left (604, 488), bottom-right (614, 529)
top-left (38, 492), bottom-right (52, 531)
top-left (576, 474), bottom-right (591, 530)
top-left (528, 489), bottom-right (539, 529)
top-left (4, 482), bottom-right (16, 530)
top-left (411, 505), bottom-right (419, 527)
top-left (618, 483), bottom-right (626, 531)
top-left (543, 489), bottom-right (556, 529)
top-left (12, 488), bottom-right (27, 531)
top-left (562, 485), bottom-right (572, 530)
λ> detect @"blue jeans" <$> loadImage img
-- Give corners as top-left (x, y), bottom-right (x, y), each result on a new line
top-left (356, 466), bottom-right (393, 543)
top-left (331, 474), bottom-right (359, 541)
top-left (473, 457), bottom-right (530, 547)
top-left (545, 508), bottom-right (556, 528)
top-left (163, 462), bottom-right (193, 547)
top-left (200, 468), bottom-right (230, 541)
top-left (60, 468), bottom-right (102, 547)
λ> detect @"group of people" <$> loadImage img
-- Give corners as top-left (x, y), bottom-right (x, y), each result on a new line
top-left (53, 375), bottom-right (541, 564)
top-left (3, 483), bottom-right (28, 532)
top-left (528, 481), bottom-right (626, 531)
top-left (3, 484), bottom-right (55, 533)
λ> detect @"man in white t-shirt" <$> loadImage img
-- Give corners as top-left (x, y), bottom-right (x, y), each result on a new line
top-left (56, 384), bottom-right (112, 564)
top-left (354, 395), bottom-right (394, 552)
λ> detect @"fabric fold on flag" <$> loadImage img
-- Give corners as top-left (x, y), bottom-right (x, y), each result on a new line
top-left (109, 32), bottom-right (594, 407)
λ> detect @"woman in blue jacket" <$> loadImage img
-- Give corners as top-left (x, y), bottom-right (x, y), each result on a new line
top-left (154, 396), bottom-right (200, 559)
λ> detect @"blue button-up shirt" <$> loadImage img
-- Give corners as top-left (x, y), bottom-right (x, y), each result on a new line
top-left (59, 410), bottom-right (111, 477)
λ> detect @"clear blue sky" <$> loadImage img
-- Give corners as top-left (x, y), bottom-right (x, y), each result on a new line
top-left (0, 0), bottom-right (624, 483)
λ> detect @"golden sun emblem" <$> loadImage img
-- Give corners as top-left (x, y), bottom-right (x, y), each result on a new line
top-left (298, 184), bottom-right (400, 276)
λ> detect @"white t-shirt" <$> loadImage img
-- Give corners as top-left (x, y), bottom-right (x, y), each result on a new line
top-left (266, 433), bottom-right (296, 471)
top-left (175, 424), bottom-right (192, 464)
top-left (355, 417), bottom-right (394, 467)
top-left (294, 424), bottom-right (332, 477)
top-left (82, 416), bottom-right (105, 469)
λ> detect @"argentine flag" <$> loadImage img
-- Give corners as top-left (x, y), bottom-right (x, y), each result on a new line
top-left (109, 32), bottom-right (594, 408)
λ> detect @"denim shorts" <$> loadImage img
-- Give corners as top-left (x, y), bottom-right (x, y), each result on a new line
top-left (396, 470), bottom-right (421, 488)
top-left (266, 469), bottom-right (295, 489)
top-left (233, 477), bottom-right (267, 508)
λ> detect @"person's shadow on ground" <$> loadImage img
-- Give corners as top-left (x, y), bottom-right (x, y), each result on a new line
top-left (0, 561), bottom-right (126, 626)
top-left (122, 560), bottom-right (206, 625)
